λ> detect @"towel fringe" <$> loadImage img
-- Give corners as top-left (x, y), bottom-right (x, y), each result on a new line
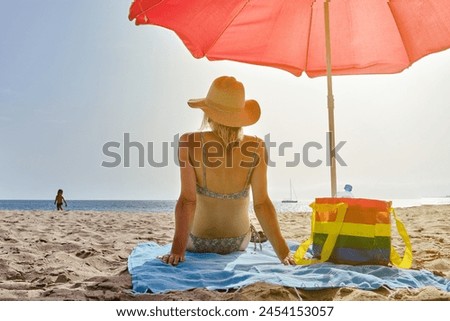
top-left (293, 287), bottom-right (303, 301)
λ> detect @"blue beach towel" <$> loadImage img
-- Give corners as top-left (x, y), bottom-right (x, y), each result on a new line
top-left (128, 241), bottom-right (450, 294)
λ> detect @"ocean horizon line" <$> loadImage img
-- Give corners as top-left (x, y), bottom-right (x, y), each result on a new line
top-left (1, 196), bottom-right (449, 201)
top-left (1, 198), bottom-right (449, 214)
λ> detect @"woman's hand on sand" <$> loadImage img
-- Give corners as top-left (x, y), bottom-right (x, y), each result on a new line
top-left (160, 253), bottom-right (185, 266)
top-left (282, 253), bottom-right (295, 265)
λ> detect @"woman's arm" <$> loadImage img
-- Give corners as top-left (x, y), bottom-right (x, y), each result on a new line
top-left (162, 133), bottom-right (197, 266)
top-left (250, 140), bottom-right (294, 264)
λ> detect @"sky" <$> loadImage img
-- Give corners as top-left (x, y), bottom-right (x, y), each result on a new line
top-left (0, 1), bottom-right (449, 201)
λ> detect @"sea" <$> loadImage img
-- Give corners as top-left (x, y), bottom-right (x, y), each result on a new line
top-left (0, 198), bottom-right (449, 214)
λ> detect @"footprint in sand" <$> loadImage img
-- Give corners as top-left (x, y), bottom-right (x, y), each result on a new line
top-left (75, 249), bottom-right (96, 259)
top-left (55, 274), bottom-right (71, 283)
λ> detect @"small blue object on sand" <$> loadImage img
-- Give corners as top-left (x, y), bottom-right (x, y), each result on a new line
top-left (128, 241), bottom-right (450, 294)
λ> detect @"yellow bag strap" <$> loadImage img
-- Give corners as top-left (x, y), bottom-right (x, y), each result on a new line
top-left (389, 207), bottom-right (413, 269)
top-left (294, 202), bottom-right (348, 265)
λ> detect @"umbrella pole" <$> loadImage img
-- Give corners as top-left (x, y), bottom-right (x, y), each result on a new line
top-left (324, 0), bottom-right (337, 197)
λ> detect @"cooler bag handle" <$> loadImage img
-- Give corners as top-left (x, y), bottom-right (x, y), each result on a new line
top-left (294, 202), bottom-right (348, 265)
top-left (389, 207), bottom-right (413, 269)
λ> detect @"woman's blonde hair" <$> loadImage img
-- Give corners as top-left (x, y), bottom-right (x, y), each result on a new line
top-left (201, 114), bottom-right (243, 145)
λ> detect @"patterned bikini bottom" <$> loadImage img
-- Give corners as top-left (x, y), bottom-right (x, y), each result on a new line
top-left (189, 225), bottom-right (262, 255)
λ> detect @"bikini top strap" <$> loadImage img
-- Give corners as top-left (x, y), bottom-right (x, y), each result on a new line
top-left (186, 133), bottom-right (195, 167)
top-left (200, 132), bottom-right (207, 188)
top-left (244, 136), bottom-right (260, 188)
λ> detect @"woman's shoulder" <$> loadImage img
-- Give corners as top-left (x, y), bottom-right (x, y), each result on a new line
top-left (179, 131), bottom-right (204, 142)
top-left (241, 135), bottom-right (265, 148)
top-left (240, 135), bottom-right (266, 158)
top-left (243, 135), bottom-right (263, 141)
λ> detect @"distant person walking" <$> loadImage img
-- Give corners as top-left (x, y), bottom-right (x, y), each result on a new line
top-left (54, 189), bottom-right (67, 210)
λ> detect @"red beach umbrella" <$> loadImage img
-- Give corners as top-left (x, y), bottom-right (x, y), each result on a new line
top-left (129, 0), bottom-right (450, 196)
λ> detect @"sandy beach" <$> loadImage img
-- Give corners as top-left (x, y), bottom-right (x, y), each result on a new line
top-left (0, 205), bottom-right (449, 301)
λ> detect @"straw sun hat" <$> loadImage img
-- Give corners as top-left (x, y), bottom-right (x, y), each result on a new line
top-left (187, 76), bottom-right (261, 127)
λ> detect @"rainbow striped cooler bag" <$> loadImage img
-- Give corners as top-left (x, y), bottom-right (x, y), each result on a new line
top-left (294, 198), bottom-right (413, 268)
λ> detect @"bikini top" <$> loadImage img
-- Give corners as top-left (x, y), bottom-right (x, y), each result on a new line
top-left (195, 133), bottom-right (259, 200)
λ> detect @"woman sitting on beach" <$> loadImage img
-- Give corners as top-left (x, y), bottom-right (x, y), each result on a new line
top-left (161, 76), bottom-right (294, 266)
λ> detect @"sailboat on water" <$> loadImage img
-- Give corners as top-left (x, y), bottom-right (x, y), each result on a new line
top-left (282, 179), bottom-right (298, 203)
